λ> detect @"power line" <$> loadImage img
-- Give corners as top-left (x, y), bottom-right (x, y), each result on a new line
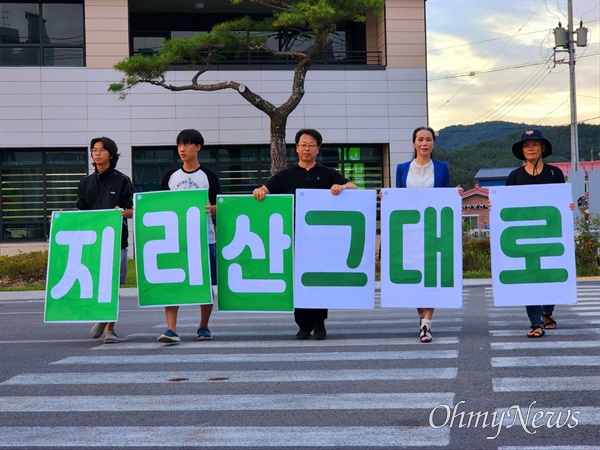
top-left (430, 1), bottom-right (547, 114)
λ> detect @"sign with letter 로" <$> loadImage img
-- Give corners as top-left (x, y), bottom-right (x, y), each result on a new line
top-left (134, 190), bottom-right (213, 307)
top-left (217, 194), bottom-right (294, 311)
top-left (45, 209), bottom-right (122, 322)
top-left (294, 189), bottom-right (377, 309)
top-left (489, 184), bottom-right (576, 306)
top-left (380, 188), bottom-right (463, 308)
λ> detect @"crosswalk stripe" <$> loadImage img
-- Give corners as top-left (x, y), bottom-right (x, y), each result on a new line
top-left (487, 319), bottom-right (600, 326)
top-left (0, 426), bottom-right (451, 447)
top-left (493, 376), bottom-right (600, 392)
top-left (500, 447), bottom-right (600, 450)
top-left (1, 367), bottom-right (459, 386)
top-left (52, 350), bottom-right (459, 365)
top-left (142, 326), bottom-right (464, 334)
top-left (92, 337), bottom-right (460, 350)
top-left (491, 341), bottom-right (600, 350)
top-left (0, 392), bottom-right (456, 412)
top-left (489, 329), bottom-right (600, 336)
top-left (497, 407), bottom-right (600, 426)
top-left (491, 356), bottom-right (599, 367)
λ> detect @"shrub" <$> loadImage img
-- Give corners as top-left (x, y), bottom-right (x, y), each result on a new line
top-left (574, 214), bottom-right (600, 277)
top-left (463, 236), bottom-right (491, 274)
top-left (0, 251), bottom-right (48, 285)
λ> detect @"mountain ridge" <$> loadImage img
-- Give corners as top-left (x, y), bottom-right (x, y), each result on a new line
top-left (433, 121), bottom-right (600, 189)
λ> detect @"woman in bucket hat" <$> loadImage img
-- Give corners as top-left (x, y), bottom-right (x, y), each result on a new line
top-left (506, 128), bottom-right (573, 337)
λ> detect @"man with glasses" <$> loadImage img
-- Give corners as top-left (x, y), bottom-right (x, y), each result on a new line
top-left (76, 137), bottom-right (134, 344)
top-left (253, 128), bottom-right (357, 340)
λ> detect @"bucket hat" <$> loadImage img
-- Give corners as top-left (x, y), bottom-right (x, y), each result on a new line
top-left (511, 129), bottom-right (553, 160)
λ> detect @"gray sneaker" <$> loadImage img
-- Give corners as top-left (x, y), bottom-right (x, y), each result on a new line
top-left (103, 331), bottom-right (119, 344)
top-left (90, 322), bottom-right (107, 339)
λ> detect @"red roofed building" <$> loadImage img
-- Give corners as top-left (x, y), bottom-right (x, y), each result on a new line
top-left (547, 161), bottom-right (600, 180)
top-left (461, 184), bottom-right (490, 235)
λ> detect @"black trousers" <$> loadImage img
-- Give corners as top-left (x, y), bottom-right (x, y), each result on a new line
top-left (294, 308), bottom-right (328, 330)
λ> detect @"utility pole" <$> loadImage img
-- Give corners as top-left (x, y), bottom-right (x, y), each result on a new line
top-left (567, 0), bottom-right (578, 172)
top-left (553, 0), bottom-right (588, 172)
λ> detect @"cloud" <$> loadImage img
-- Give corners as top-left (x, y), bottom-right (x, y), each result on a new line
top-left (426, 0), bottom-right (600, 128)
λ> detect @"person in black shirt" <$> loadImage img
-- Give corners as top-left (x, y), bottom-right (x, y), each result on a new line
top-left (253, 129), bottom-right (357, 340)
top-left (76, 137), bottom-right (133, 344)
top-left (506, 129), bottom-right (573, 338)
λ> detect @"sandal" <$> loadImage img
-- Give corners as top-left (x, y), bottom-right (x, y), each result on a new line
top-left (542, 313), bottom-right (557, 329)
top-left (420, 324), bottom-right (432, 343)
top-left (527, 326), bottom-right (545, 338)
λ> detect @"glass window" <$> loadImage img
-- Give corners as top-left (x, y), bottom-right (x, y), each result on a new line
top-left (133, 143), bottom-right (383, 196)
top-left (0, 148), bottom-right (88, 242)
top-left (0, 1), bottom-right (84, 67)
top-left (128, 7), bottom-right (376, 65)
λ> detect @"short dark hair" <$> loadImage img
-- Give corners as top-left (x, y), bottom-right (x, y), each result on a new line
top-left (90, 136), bottom-right (119, 168)
top-left (412, 126), bottom-right (436, 160)
top-left (295, 128), bottom-right (322, 146)
top-left (177, 129), bottom-right (204, 147)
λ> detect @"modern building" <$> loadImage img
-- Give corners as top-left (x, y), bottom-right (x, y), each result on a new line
top-left (0, 0), bottom-right (429, 255)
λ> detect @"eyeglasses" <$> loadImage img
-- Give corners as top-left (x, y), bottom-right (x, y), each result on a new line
top-left (297, 143), bottom-right (318, 149)
top-left (91, 148), bottom-right (108, 154)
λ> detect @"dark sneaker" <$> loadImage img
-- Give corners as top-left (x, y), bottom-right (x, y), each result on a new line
top-left (90, 322), bottom-right (107, 339)
top-left (103, 331), bottom-right (119, 344)
top-left (296, 328), bottom-right (312, 340)
top-left (197, 327), bottom-right (212, 340)
top-left (158, 329), bottom-right (180, 343)
top-left (312, 323), bottom-right (327, 340)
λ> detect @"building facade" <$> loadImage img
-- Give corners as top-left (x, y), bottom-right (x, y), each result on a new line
top-left (0, 0), bottom-right (429, 255)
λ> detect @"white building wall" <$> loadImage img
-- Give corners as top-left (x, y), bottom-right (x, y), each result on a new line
top-left (0, 66), bottom-right (426, 184)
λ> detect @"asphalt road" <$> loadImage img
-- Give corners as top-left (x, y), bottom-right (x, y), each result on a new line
top-left (0, 280), bottom-right (598, 450)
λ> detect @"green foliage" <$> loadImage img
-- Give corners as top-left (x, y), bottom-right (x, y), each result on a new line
top-left (109, 0), bottom-right (384, 96)
top-left (435, 122), bottom-right (600, 190)
top-left (462, 236), bottom-right (491, 274)
top-left (574, 214), bottom-right (600, 276)
top-left (0, 251), bottom-right (48, 285)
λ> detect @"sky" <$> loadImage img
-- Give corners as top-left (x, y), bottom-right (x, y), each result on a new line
top-left (425, 0), bottom-right (600, 132)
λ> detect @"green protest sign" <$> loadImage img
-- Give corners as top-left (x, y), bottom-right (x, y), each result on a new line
top-left (134, 190), bottom-right (213, 307)
top-left (45, 209), bottom-right (122, 323)
top-left (217, 194), bottom-right (294, 311)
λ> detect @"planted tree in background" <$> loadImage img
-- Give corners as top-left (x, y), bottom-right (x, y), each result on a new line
top-left (109, 0), bottom-right (384, 174)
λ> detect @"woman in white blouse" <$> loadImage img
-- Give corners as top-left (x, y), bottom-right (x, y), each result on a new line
top-left (395, 126), bottom-right (450, 342)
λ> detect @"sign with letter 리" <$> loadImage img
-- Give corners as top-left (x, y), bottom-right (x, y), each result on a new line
top-left (134, 190), bottom-right (213, 307)
top-left (379, 188), bottom-right (463, 308)
top-left (490, 184), bottom-right (576, 306)
top-left (45, 209), bottom-right (122, 323)
top-left (217, 194), bottom-right (294, 312)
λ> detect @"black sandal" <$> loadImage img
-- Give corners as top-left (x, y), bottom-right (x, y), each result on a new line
top-left (542, 313), bottom-right (557, 329)
top-left (527, 326), bottom-right (545, 338)
top-left (420, 325), bottom-right (432, 343)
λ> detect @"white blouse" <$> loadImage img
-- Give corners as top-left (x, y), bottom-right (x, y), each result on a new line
top-left (406, 159), bottom-right (434, 188)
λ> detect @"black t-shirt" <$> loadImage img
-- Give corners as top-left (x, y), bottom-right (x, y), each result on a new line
top-left (75, 167), bottom-right (134, 249)
top-left (264, 162), bottom-right (349, 194)
top-left (505, 164), bottom-right (565, 186)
